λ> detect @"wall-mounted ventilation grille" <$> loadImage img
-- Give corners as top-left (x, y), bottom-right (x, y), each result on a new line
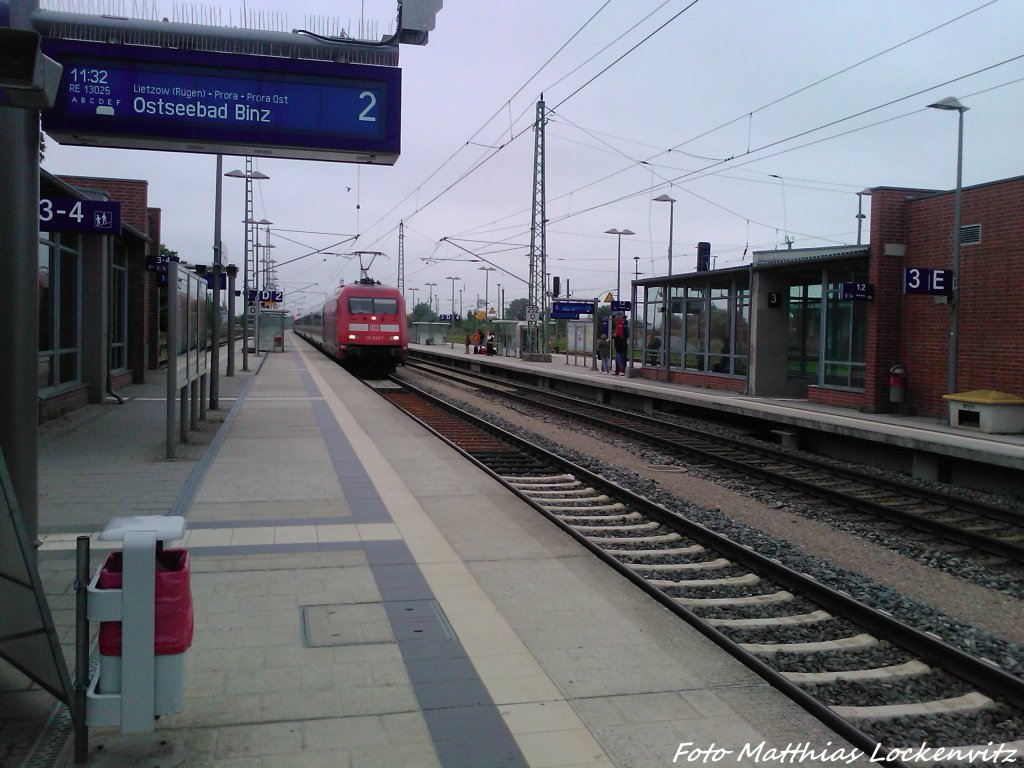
top-left (960, 224), bottom-right (981, 246)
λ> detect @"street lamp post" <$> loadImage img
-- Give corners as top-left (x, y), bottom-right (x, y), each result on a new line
top-left (225, 165), bottom-right (269, 372)
top-left (928, 96), bottom-right (968, 395)
top-left (478, 266), bottom-right (496, 318)
top-left (653, 194), bottom-right (676, 381)
top-left (604, 228), bottom-right (635, 302)
top-left (245, 219), bottom-right (273, 355)
top-left (425, 282), bottom-right (437, 322)
top-left (855, 189), bottom-right (871, 246)
top-left (447, 276), bottom-right (460, 335)
top-left (211, 155), bottom-right (224, 409)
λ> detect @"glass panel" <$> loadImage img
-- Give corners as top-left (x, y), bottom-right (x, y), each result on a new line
top-left (708, 296), bottom-right (730, 372)
top-left (788, 284), bottom-right (820, 380)
top-left (58, 248), bottom-right (78, 351)
top-left (38, 355), bottom-right (53, 389)
top-left (38, 242), bottom-right (52, 353)
top-left (58, 350), bottom-right (77, 386)
top-left (825, 296), bottom-right (851, 360)
top-left (177, 278), bottom-right (188, 356)
top-left (820, 262), bottom-right (868, 389)
top-left (645, 287), bottom-right (664, 367)
top-left (374, 298), bottom-right (398, 314)
top-left (684, 298), bottom-right (705, 371)
top-left (850, 364), bottom-right (865, 388)
top-left (668, 286), bottom-right (684, 368)
top-left (734, 288), bottom-right (750, 368)
top-left (851, 300), bottom-right (868, 363)
top-left (111, 255), bottom-right (127, 371)
top-left (349, 297), bottom-right (374, 314)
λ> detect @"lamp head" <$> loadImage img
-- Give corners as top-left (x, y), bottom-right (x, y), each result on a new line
top-left (653, 194), bottom-right (676, 203)
top-left (225, 170), bottom-right (270, 179)
top-left (927, 97), bottom-right (968, 113)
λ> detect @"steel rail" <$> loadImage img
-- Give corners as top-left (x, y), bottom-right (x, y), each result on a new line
top-left (381, 375), bottom-right (1024, 763)
top-left (404, 358), bottom-right (1024, 565)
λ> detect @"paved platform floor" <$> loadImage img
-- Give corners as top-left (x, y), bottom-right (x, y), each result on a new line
top-left (8, 336), bottom-right (866, 767)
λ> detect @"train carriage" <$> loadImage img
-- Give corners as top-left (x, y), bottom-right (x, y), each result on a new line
top-left (295, 277), bottom-right (407, 375)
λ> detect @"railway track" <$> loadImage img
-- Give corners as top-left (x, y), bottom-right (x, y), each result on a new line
top-left (380, 376), bottom-right (1024, 764)
top-left (403, 358), bottom-right (1024, 582)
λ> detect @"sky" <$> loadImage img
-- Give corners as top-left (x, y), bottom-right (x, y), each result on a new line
top-left (40, 0), bottom-right (1024, 318)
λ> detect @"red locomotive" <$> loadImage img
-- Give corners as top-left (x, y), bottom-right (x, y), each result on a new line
top-left (295, 277), bottom-right (407, 375)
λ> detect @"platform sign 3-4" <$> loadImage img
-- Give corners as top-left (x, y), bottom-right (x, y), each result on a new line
top-left (40, 198), bottom-right (122, 233)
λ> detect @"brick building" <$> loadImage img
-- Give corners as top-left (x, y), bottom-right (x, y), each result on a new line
top-left (38, 171), bottom-right (162, 421)
top-left (631, 174), bottom-right (1024, 421)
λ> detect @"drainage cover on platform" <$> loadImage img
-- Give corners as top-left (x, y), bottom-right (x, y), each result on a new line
top-left (302, 600), bottom-right (455, 648)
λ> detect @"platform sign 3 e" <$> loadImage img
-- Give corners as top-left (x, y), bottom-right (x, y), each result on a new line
top-left (904, 268), bottom-right (953, 296)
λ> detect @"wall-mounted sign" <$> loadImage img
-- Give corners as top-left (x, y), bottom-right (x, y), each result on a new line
top-left (147, 255), bottom-right (169, 272)
top-left (42, 40), bottom-right (401, 164)
top-left (840, 282), bottom-right (874, 301)
top-left (610, 300), bottom-right (632, 312)
top-left (39, 197), bottom-right (121, 233)
top-left (438, 314), bottom-right (462, 322)
top-left (904, 268), bottom-right (952, 296)
top-left (248, 289), bottom-right (283, 303)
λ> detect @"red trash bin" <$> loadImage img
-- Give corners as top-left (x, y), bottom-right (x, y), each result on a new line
top-left (97, 548), bottom-right (194, 657)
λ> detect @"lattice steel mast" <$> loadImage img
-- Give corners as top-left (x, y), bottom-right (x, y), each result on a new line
top-left (526, 97), bottom-right (548, 356)
top-left (398, 219), bottom-right (405, 296)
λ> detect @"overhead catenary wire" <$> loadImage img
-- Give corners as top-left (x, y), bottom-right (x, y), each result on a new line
top-left (319, 2), bottom-right (1020, 297)
top-left (445, 67), bottom-right (1024, 250)
top-left (370, 0), bottom-right (1013, 269)
top-left (356, 1), bottom-right (615, 246)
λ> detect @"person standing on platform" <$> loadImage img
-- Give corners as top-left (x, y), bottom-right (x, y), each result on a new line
top-left (597, 334), bottom-right (611, 373)
top-left (465, 334), bottom-right (471, 354)
top-left (486, 332), bottom-right (496, 356)
top-left (613, 332), bottom-right (627, 375)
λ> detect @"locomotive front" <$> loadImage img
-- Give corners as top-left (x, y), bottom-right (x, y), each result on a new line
top-left (336, 279), bottom-right (407, 374)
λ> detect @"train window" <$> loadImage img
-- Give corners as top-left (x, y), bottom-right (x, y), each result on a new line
top-left (348, 297), bottom-right (398, 314)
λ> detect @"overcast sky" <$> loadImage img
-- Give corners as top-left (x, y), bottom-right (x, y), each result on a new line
top-left (41, 0), bottom-right (1024, 316)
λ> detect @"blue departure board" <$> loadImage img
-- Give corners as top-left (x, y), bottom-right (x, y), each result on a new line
top-left (42, 40), bottom-right (401, 164)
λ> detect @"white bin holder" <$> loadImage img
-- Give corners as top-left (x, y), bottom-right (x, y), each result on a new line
top-left (86, 515), bottom-right (188, 733)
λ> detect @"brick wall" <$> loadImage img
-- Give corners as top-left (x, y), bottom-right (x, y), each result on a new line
top-left (877, 176), bottom-right (1024, 418)
top-left (807, 385), bottom-right (867, 411)
top-left (639, 368), bottom-right (747, 392)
